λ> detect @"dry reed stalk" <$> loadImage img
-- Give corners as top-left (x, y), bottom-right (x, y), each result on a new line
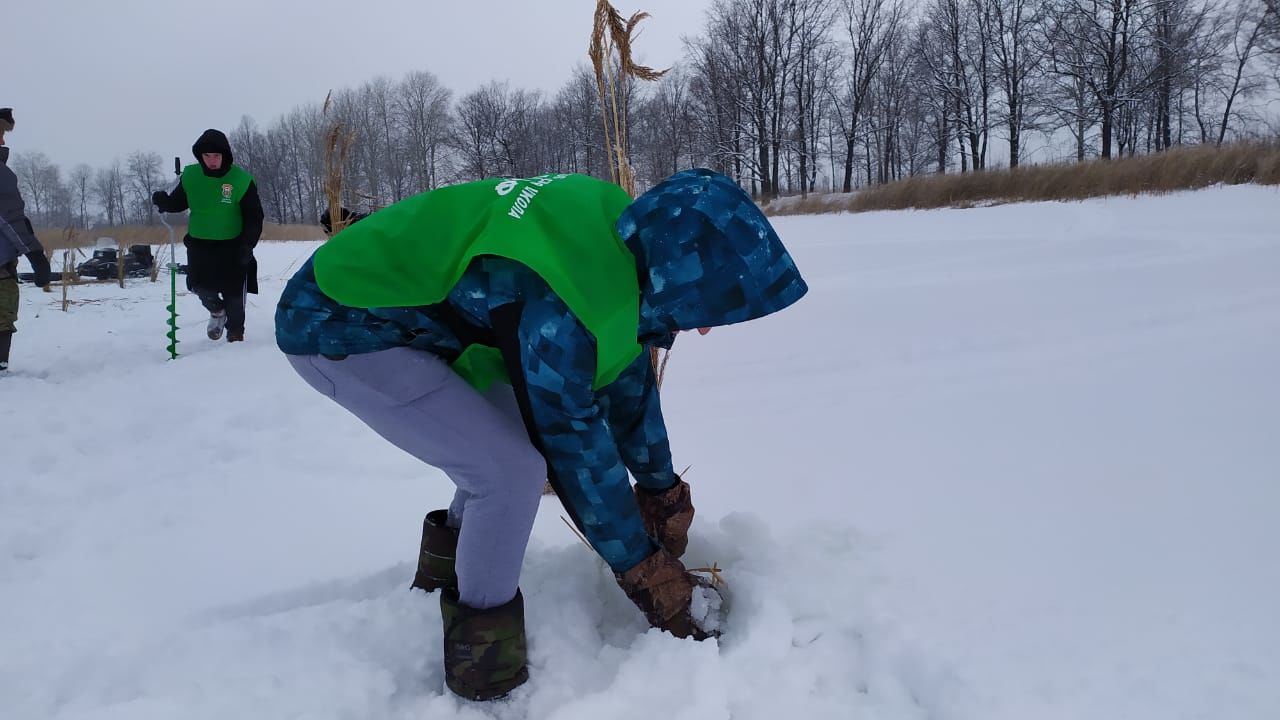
top-left (560, 515), bottom-right (593, 550)
top-left (322, 91), bottom-right (356, 235)
top-left (61, 250), bottom-right (71, 310)
top-left (60, 227), bottom-right (77, 311)
top-left (590, 1), bottom-right (667, 197)
top-left (590, 2), bottom-right (621, 188)
top-left (590, 1), bottom-right (673, 384)
top-left (116, 238), bottom-right (126, 289)
top-left (687, 562), bottom-right (727, 588)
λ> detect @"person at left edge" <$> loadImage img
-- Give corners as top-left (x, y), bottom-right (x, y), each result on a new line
top-left (0, 107), bottom-right (52, 373)
top-left (153, 129), bottom-right (263, 342)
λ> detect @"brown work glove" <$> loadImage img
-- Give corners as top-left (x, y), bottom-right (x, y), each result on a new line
top-left (635, 478), bottom-right (694, 558)
top-left (616, 548), bottom-right (721, 640)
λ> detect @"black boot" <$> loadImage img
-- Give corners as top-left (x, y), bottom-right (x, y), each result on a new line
top-left (411, 510), bottom-right (458, 592)
top-left (0, 331), bottom-right (12, 372)
top-left (440, 588), bottom-right (529, 701)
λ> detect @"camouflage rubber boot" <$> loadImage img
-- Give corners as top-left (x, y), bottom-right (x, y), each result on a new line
top-left (616, 548), bottom-right (720, 641)
top-left (635, 478), bottom-right (694, 558)
top-left (440, 588), bottom-right (530, 701)
top-left (411, 510), bottom-right (458, 592)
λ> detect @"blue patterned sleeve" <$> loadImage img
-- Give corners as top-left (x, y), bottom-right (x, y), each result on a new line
top-left (602, 354), bottom-right (678, 492)
top-left (518, 296), bottom-right (657, 573)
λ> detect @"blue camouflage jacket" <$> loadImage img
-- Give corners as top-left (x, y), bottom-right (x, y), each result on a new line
top-left (276, 169), bottom-right (807, 573)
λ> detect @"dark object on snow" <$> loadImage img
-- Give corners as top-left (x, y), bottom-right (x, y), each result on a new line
top-left (412, 509), bottom-right (459, 592)
top-left (24, 250), bottom-right (51, 287)
top-left (320, 206), bottom-right (368, 235)
top-left (0, 330), bottom-right (11, 371)
top-left (16, 270), bottom-right (63, 284)
top-left (440, 588), bottom-right (529, 701)
top-left (76, 244), bottom-right (155, 280)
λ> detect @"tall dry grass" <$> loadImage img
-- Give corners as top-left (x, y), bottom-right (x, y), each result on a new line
top-left (767, 142), bottom-right (1280, 216)
top-left (591, 0), bottom-right (675, 390)
top-left (34, 223), bottom-right (324, 251)
top-left (591, 0), bottom-right (666, 197)
top-left (322, 90), bottom-right (357, 236)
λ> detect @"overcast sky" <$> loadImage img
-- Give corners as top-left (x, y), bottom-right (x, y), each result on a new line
top-left (7, 0), bottom-right (714, 170)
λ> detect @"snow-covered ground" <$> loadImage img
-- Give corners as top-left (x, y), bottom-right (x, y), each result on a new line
top-left (3, 185), bottom-right (1278, 720)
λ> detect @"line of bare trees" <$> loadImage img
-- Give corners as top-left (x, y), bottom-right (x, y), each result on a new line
top-left (13, 149), bottom-right (169, 229)
top-left (15, 0), bottom-right (1280, 228)
top-left (686, 0), bottom-right (1279, 196)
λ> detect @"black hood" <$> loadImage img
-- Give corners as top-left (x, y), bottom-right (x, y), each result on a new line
top-left (0, 147), bottom-right (8, 165)
top-left (192, 129), bottom-right (234, 178)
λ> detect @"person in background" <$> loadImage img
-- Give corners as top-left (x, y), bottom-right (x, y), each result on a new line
top-left (0, 107), bottom-right (52, 372)
top-left (319, 206), bottom-right (367, 236)
top-left (153, 129), bottom-right (263, 343)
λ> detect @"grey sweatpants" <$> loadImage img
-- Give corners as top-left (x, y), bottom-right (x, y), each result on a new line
top-left (287, 347), bottom-right (546, 609)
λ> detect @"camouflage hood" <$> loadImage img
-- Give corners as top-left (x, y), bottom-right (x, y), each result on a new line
top-left (616, 168), bottom-right (808, 343)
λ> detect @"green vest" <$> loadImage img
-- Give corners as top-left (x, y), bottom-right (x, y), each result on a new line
top-left (312, 173), bottom-right (642, 391)
top-left (181, 164), bottom-right (251, 240)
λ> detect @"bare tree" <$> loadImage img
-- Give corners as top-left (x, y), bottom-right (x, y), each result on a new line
top-left (701, 0), bottom-right (797, 198)
top-left (788, 0), bottom-right (837, 195)
top-left (12, 151), bottom-right (61, 224)
top-left (70, 164), bottom-right (93, 227)
top-left (1043, 6), bottom-right (1097, 160)
top-left (125, 151), bottom-right (164, 225)
top-left (988, 0), bottom-right (1047, 166)
top-left (1259, 0), bottom-right (1279, 63)
top-left (831, 0), bottom-right (903, 190)
top-left (920, 0), bottom-right (994, 171)
top-left (868, 18), bottom-right (933, 182)
top-left (92, 162), bottom-right (126, 227)
top-left (396, 70), bottom-right (454, 193)
top-left (233, 114), bottom-right (297, 221)
top-left (686, 28), bottom-right (751, 182)
top-left (1046, 0), bottom-right (1146, 160)
top-left (453, 81), bottom-right (544, 179)
top-left (1143, 0), bottom-right (1217, 150)
top-left (1213, 0), bottom-right (1273, 143)
top-left (635, 71), bottom-right (697, 184)
top-left (343, 76), bottom-right (409, 204)
top-left (553, 66), bottom-right (610, 178)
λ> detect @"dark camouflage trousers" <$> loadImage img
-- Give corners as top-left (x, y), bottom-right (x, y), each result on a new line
top-left (0, 271), bottom-right (18, 333)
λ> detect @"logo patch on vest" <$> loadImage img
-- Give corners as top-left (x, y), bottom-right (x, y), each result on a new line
top-left (221, 184), bottom-right (234, 204)
top-left (500, 174), bottom-right (570, 219)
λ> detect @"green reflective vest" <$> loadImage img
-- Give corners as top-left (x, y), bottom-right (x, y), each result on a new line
top-left (313, 173), bottom-right (642, 391)
top-left (181, 164), bottom-right (251, 240)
